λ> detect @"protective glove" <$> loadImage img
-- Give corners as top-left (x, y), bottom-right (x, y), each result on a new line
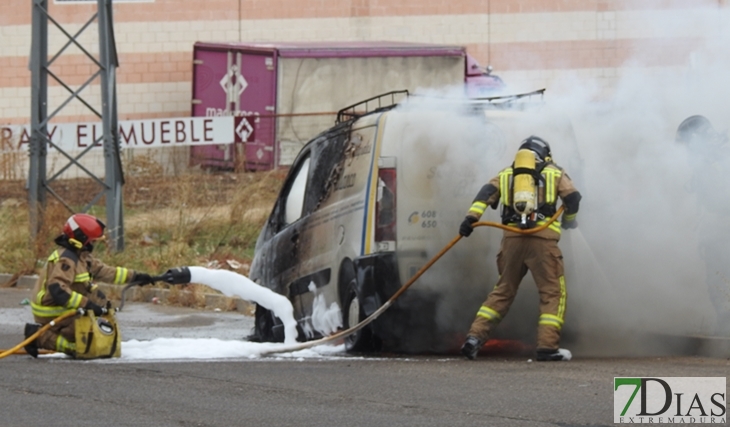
top-left (459, 216), bottom-right (478, 237)
top-left (561, 218), bottom-right (578, 230)
top-left (85, 301), bottom-right (107, 316)
top-left (134, 272), bottom-right (155, 286)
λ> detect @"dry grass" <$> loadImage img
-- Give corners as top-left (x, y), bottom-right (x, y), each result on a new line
top-left (0, 164), bottom-right (287, 308)
top-left (166, 284), bottom-right (207, 309)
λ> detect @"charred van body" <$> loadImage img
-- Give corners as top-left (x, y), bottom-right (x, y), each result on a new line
top-left (248, 90), bottom-right (582, 354)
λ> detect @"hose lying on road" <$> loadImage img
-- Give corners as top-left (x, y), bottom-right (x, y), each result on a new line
top-left (1, 275), bottom-right (167, 358)
top-left (0, 311), bottom-right (77, 359)
top-left (259, 207), bottom-right (565, 356)
top-left (0, 348), bottom-right (53, 356)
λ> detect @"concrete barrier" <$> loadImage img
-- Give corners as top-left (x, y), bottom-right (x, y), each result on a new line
top-left (0, 274), bottom-right (38, 289)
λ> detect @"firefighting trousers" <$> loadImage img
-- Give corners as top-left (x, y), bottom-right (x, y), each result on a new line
top-left (467, 235), bottom-right (567, 350)
top-left (36, 315), bottom-right (77, 355)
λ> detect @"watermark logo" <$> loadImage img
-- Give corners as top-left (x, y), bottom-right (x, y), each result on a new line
top-left (614, 377), bottom-right (726, 424)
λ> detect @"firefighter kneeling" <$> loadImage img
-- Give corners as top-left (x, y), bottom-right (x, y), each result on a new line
top-left (23, 214), bottom-right (155, 359)
top-left (458, 136), bottom-right (582, 361)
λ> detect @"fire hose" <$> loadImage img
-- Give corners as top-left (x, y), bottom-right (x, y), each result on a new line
top-left (0, 310), bottom-right (77, 359)
top-left (258, 206), bottom-right (565, 356)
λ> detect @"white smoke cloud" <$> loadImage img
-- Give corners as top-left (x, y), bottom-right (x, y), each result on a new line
top-left (388, 6), bottom-right (730, 356)
top-left (543, 7), bottom-right (730, 356)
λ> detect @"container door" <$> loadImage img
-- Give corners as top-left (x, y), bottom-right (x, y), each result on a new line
top-left (237, 53), bottom-right (276, 171)
top-left (190, 47), bottom-right (233, 168)
top-left (190, 48), bottom-right (276, 170)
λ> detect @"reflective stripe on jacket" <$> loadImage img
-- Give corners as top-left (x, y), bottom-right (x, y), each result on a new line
top-left (31, 247), bottom-right (134, 321)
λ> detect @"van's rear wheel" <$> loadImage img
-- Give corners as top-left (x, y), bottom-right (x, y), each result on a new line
top-left (342, 278), bottom-right (374, 352)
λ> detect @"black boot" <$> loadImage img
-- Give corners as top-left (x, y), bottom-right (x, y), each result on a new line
top-left (461, 336), bottom-right (483, 360)
top-left (536, 347), bottom-right (572, 361)
top-left (23, 323), bottom-right (41, 358)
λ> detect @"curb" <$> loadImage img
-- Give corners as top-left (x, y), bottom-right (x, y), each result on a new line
top-left (0, 273), bottom-right (38, 289)
top-left (0, 274), bottom-right (254, 315)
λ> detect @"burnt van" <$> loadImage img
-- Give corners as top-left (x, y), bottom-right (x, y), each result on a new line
top-left (248, 90), bottom-right (582, 353)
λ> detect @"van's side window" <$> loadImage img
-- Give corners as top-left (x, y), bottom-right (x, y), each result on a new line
top-left (284, 156), bottom-right (311, 225)
top-left (306, 130), bottom-right (350, 211)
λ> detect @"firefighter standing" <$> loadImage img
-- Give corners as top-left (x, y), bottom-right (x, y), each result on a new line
top-left (676, 115), bottom-right (730, 335)
top-left (24, 213), bottom-right (155, 358)
top-left (458, 136), bottom-right (582, 361)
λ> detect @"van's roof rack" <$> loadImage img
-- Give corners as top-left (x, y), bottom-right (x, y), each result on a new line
top-left (471, 88), bottom-right (545, 106)
top-left (405, 88), bottom-right (545, 110)
top-left (336, 90), bottom-right (409, 124)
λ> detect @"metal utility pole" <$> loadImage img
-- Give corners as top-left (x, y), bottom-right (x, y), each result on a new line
top-left (28, 0), bottom-right (48, 243)
top-left (29, 0), bottom-right (124, 251)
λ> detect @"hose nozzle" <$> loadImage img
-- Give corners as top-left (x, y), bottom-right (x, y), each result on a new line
top-left (159, 266), bottom-right (192, 285)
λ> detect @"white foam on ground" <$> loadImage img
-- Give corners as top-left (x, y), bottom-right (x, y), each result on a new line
top-left (118, 339), bottom-right (346, 360)
top-left (37, 340), bottom-right (348, 361)
top-left (188, 267), bottom-right (299, 344)
top-left (557, 348), bottom-right (572, 361)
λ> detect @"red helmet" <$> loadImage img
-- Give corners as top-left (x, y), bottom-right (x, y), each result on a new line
top-left (63, 213), bottom-right (106, 245)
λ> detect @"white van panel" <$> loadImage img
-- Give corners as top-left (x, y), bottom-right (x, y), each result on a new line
top-left (294, 120), bottom-right (382, 320)
top-left (377, 108), bottom-right (499, 287)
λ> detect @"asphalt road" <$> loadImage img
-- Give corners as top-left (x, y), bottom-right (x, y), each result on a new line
top-left (1, 287), bottom-right (728, 427)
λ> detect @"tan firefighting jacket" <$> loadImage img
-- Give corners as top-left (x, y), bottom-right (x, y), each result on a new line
top-left (31, 238), bottom-right (138, 323)
top-left (466, 162), bottom-right (581, 240)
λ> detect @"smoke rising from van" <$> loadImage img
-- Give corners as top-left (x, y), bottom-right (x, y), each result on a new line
top-left (391, 7), bottom-right (730, 356)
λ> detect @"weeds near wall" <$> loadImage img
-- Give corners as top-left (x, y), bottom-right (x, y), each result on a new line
top-left (0, 167), bottom-right (285, 304)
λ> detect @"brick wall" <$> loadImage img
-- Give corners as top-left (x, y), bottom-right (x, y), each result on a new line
top-left (1, 0), bottom-right (727, 125)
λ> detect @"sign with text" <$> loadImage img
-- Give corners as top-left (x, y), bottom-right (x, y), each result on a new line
top-left (0, 117), bottom-right (235, 153)
top-left (614, 377), bottom-right (726, 424)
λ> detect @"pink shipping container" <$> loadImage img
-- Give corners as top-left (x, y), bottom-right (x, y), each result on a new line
top-left (190, 41), bottom-right (468, 171)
